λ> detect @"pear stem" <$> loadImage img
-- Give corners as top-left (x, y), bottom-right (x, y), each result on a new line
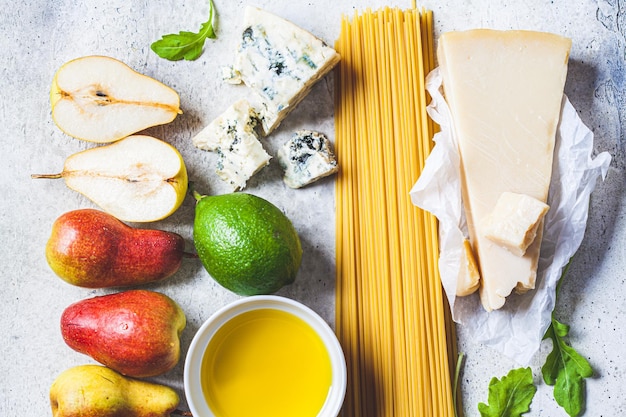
top-left (192, 190), bottom-right (204, 202)
top-left (187, 181), bottom-right (206, 203)
top-left (31, 173), bottom-right (63, 179)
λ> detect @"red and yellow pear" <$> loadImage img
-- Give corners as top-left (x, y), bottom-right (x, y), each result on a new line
top-left (60, 290), bottom-right (186, 378)
top-left (45, 209), bottom-right (186, 288)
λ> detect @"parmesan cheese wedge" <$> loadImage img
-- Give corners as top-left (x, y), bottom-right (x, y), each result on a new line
top-left (437, 29), bottom-right (571, 311)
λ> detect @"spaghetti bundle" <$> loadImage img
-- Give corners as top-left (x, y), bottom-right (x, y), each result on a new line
top-left (334, 8), bottom-right (457, 416)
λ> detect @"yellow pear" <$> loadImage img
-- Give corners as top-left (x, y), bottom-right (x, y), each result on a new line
top-left (32, 135), bottom-right (188, 222)
top-left (50, 365), bottom-right (180, 417)
top-left (50, 55), bottom-right (181, 143)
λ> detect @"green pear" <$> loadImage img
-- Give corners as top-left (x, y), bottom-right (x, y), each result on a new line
top-left (32, 135), bottom-right (188, 222)
top-left (50, 365), bottom-right (180, 417)
top-left (46, 209), bottom-right (186, 288)
top-left (61, 290), bottom-right (186, 378)
top-left (50, 55), bottom-right (181, 143)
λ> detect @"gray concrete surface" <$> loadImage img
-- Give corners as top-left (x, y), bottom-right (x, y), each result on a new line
top-left (1, 0), bottom-right (624, 415)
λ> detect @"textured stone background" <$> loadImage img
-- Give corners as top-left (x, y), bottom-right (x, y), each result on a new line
top-left (1, 0), bottom-right (624, 415)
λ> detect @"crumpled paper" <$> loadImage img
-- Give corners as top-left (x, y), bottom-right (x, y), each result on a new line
top-left (410, 67), bottom-right (612, 365)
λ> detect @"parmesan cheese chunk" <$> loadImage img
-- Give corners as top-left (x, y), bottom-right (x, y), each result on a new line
top-left (457, 239), bottom-right (481, 297)
top-left (481, 192), bottom-right (550, 257)
top-left (437, 29), bottom-right (571, 311)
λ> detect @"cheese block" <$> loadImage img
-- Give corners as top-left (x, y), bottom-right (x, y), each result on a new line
top-left (437, 29), bottom-right (571, 311)
top-left (277, 130), bottom-right (339, 188)
top-left (456, 239), bottom-right (481, 297)
top-left (226, 6), bottom-right (341, 136)
top-left (192, 99), bottom-right (271, 191)
top-left (481, 192), bottom-right (550, 257)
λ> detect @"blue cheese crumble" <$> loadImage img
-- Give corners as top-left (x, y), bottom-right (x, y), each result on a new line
top-left (277, 130), bottom-right (339, 188)
top-left (226, 6), bottom-right (341, 136)
top-left (192, 99), bottom-right (271, 191)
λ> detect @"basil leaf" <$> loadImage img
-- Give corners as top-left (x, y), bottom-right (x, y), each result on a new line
top-left (478, 367), bottom-right (537, 417)
top-left (151, 0), bottom-right (216, 61)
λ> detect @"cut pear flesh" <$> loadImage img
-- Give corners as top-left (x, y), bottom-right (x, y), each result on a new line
top-left (50, 56), bottom-right (181, 143)
top-left (36, 135), bottom-right (188, 222)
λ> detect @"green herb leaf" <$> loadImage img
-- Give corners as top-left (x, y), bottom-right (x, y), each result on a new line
top-left (478, 367), bottom-right (537, 417)
top-left (151, 0), bottom-right (217, 61)
top-left (541, 261), bottom-right (594, 417)
top-left (542, 316), bottom-right (593, 417)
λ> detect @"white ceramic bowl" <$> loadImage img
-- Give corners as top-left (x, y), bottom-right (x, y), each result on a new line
top-left (184, 295), bottom-right (347, 417)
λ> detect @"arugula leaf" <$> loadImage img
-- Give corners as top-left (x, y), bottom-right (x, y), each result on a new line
top-left (478, 367), bottom-right (537, 417)
top-left (540, 261), bottom-right (594, 417)
top-left (475, 262), bottom-right (594, 417)
top-left (542, 316), bottom-right (593, 416)
top-left (151, 0), bottom-right (217, 61)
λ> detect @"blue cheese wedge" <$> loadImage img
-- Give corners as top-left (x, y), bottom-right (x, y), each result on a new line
top-left (227, 6), bottom-right (341, 136)
top-left (192, 99), bottom-right (271, 191)
top-left (277, 130), bottom-right (338, 188)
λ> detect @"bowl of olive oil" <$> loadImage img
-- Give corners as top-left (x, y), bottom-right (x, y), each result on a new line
top-left (184, 295), bottom-right (347, 417)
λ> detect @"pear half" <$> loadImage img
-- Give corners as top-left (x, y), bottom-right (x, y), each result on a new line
top-left (50, 55), bottom-right (181, 143)
top-left (33, 135), bottom-right (188, 222)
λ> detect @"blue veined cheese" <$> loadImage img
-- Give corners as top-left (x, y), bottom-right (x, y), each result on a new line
top-left (227, 6), bottom-right (341, 136)
top-left (277, 130), bottom-right (338, 189)
top-left (221, 66), bottom-right (242, 85)
top-left (192, 99), bottom-right (271, 191)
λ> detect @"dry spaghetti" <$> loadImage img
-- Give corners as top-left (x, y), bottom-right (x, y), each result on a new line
top-left (334, 7), bottom-right (458, 417)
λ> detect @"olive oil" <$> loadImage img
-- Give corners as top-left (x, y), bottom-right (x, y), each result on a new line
top-left (201, 308), bottom-right (332, 416)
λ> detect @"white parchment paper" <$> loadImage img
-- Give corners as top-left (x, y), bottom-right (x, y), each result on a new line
top-left (410, 68), bottom-right (612, 365)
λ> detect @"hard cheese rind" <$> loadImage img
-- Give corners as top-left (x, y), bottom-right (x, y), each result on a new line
top-left (437, 29), bottom-right (571, 311)
top-left (192, 100), bottom-right (271, 191)
top-left (226, 6), bottom-right (340, 136)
